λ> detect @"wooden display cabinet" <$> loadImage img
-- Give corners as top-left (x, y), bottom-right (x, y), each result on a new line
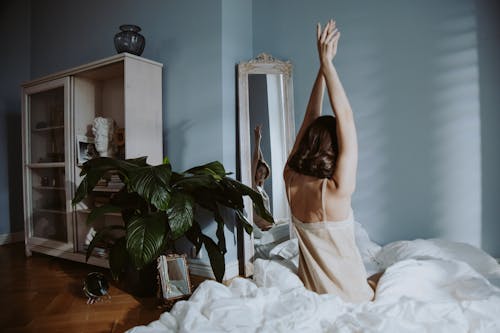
top-left (22, 53), bottom-right (163, 267)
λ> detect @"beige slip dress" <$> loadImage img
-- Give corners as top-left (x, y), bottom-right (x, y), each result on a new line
top-left (290, 178), bottom-right (374, 303)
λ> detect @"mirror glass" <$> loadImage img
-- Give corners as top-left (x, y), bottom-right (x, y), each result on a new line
top-left (158, 254), bottom-right (192, 302)
top-left (238, 54), bottom-right (295, 275)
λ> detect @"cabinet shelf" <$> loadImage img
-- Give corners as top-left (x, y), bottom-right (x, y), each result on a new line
top-left (32, 125), bottom-right (64, 132)
top-left (35, 208), bottom-right (67, 215)
top-left (77, 209), bottom-right (122, 217)
top-left (92, 186), bottom-right (123, 193)
top-left (28, 162), bottom-right (65, 168)
top-left (33, 186), bottom-right (65, 191)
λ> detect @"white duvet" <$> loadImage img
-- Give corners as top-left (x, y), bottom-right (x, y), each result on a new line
top-left (128, 228), bottom-right (500, 333)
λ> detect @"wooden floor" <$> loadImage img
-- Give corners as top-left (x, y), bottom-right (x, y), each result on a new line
top-left (0, 242), bottom-right (206, 333)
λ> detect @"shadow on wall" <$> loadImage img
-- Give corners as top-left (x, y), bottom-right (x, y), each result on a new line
top-left (427, 5), bottom-right (480, 247)
top-left (345, 1), bottom-right (481, 248)
top-left (164, 119), bottom-right (192, 169)
top-left (6, 103), bottom-right (24, 233)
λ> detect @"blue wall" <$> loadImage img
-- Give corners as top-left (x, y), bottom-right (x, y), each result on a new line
top-left (0, 0), bottom-right (30, 234)
top-left (253, 0), bottom-right (492, 253)
top-left (1, 0), bottom-right (499, 259)
top-left (29, 0), bottom-right (226, 170)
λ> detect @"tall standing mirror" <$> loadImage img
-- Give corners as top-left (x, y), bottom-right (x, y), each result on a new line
top-left (238, 53), bottom-right (295, 276)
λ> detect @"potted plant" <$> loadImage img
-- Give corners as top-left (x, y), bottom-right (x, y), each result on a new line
top-left (72, 156), bottom-right (273, 287)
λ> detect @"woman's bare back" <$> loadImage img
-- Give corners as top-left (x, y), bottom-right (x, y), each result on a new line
top-left (286, 171), bottom-right (351, 223)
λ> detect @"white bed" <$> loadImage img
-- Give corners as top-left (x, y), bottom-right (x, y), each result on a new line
top-left (253, 222), bottom-right (291, 260)
top-left (127, 223), bottom-right (500, 333)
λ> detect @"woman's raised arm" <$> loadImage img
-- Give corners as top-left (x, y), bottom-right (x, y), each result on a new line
top-left (285, 23), bottom-right (333, 177)
top-left (252, 125), bottom-right (263, 188)
top-left (320, 20), bottom-right (358, 195)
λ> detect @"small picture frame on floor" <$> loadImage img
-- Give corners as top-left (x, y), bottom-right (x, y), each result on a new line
top-left (157, 254), bottom-right (192, 309)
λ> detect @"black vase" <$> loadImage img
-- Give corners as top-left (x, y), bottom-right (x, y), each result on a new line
top-left (114, 25), bottom-right (145, 56)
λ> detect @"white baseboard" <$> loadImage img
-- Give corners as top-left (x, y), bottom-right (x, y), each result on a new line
top-left (188, 260), bottom-right (239, 281)
top-left (0, 232), bottom-right (24, 245)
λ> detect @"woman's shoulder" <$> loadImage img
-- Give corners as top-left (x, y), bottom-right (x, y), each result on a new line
top-left (283, 165), bottom-right (296, 185)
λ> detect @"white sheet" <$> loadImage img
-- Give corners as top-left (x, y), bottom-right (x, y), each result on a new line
top-left (127, 237), bottom-right (500, 333)
top-left (254, 222), bottom-right (290, 245)
top-left (374, 238), bottom-right (500, 284)
top-left (253, 223), bottom-right (291, 260)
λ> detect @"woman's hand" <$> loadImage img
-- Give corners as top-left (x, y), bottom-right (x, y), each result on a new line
top-left (317, 19), bottom-right (341, 66)
top-left (254, 124), bottom-right (262, 143)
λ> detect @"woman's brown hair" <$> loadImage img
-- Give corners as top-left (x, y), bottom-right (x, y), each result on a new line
top-left (287, 115), bottom-right (338, 178)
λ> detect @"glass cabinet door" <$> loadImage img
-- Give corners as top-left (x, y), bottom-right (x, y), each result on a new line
top-left (24, 78), bottom-right (73, 249)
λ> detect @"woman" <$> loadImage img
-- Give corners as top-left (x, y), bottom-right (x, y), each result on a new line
top-left (284, 20), bottom-right (375, 302)
top-left (252, 124), bottom-right (273, 231)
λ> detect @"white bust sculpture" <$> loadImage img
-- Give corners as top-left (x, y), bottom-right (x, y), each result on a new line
top-left (92, 117), bottom-right (114, 157)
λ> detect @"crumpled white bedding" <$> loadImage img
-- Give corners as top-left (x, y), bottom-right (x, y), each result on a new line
top-left (127, 235), bottom-right (500, 333)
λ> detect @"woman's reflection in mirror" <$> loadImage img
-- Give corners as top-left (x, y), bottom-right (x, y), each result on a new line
top-left (252, 124), bottom-right (273, 231)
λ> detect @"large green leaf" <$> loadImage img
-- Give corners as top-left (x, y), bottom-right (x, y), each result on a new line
top-left (85, 204), bottom-right (122, 226)
top-left (211, 204), bottom-right (227, 254)
top-left (126, 156), bottom-right (150, 167)
top-left (85, 225), bottom-right (126, 262)
top-left (184, 222), bottom-right (202, 255)
top-left (235, 209), bottom-right (253, 235)
top-left (201, 234), bottom-right (225, 282)
top-left (73, 166), bottom-right (111, 204)
top-left (110, 191), bottom-right (149, 213)
top-left (188, 187), bottom-right (219, 212)
top-left (213, 181), bottom-right (245, 210)
top-left (109, 237), bottom-right (128, 281)
top-left (185, 224), bottom-right (226, 281)
top-left (79, 156), bottom-right (145, 176)
top-left (180, 189), bottom-right (226, 253)
top-left (128, 164), bottom-right (172, 211)
top-left (172, 174), bottom-right (221, 192)
top-left (222, 177), bottom-right (274, 224)
top-left (166, 192), bottom-right (194, 239)
top-left (74, 157), bottom-right (151, 205)
top-left (126, 212), bottom-right (167, 269)
top-left (184, 161), bottom-right (227, 179)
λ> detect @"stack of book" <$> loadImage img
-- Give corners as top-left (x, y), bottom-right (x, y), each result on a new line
top-left (107, 174), bottom-right (124, 190)
top-left (93, 178), bottom-right (110, 192)
top-left (92, 174), bottom-right (125, 192)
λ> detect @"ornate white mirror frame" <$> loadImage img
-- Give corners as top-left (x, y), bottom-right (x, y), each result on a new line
top-left (237, 53), bottom-right (295, 276)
